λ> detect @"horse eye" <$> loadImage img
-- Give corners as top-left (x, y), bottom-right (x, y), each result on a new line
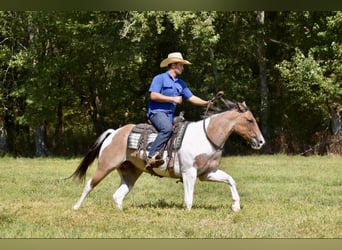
top-left (247, 118), bottom-right (254, 124)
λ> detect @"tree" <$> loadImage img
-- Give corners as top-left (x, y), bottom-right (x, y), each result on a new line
top-left (276, 48), bottom-right (342, 133)
top-left (0, 11), bottom-right (341, 156)
top-left (0, 11), bottom-right (32, 155)
top-left (256, 11), bottom-right (270, 153)
top-left (276, 12), bottom-right (341, 132)
top-left (0, 13), bottom-right (9, 154)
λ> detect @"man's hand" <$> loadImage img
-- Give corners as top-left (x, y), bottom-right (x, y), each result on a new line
top-left (207, 100), bottom-right (214, 109)
top-left (172, 96), bottom-right (183, 104)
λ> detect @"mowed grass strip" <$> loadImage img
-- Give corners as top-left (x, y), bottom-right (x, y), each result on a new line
top-left (0, 155), bottom-right (341, 238)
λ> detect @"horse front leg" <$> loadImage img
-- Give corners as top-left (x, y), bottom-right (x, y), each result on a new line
top-left (181, 167), bottom-right (198, 211)
top-left (199, 169), bottom-right (241, 212)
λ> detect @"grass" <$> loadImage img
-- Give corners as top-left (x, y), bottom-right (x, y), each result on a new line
top-left (0, 155), bottom-right (341, 238)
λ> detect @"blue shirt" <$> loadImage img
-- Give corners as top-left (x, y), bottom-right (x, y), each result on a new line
top-left (147, 72), bottom-right (193, 121)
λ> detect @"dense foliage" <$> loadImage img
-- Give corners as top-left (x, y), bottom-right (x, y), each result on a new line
top-left (0, 11), bottom-right (341, 156)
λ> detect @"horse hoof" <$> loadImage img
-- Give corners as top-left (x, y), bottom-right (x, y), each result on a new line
top-left (231, 204), bottom-right (240, 212)
top-left (73, 204), bottom-right (80, 210)
top-left (114, 203), bottom-right (123, 210)
top-left (184, 204), bottom-right (192, 211)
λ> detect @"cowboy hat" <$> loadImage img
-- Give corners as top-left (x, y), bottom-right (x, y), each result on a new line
top-left (160, 52), bottom-right (192, 68)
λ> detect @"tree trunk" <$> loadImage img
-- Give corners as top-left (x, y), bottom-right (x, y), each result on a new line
top-left (90, 95), bottom-right (105, 136)
top-left (331, 106), bottom-right (342, 136)
top-left (256, 11), bottom-right (270, 153)
top-left (35, 124), bottom-right (48, 157)
top-left (0, 119), bottom-right (8, 155)
top-left (209, 47), bottom-right (219, 84)
top-left (52, 101), bottom-right (64, 149)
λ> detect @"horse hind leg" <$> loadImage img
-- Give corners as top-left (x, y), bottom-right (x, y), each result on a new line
top-left (73, 178), bottom-right (93, 210)
top-left (73, 124), bottom-right (134, 210)
top-left (73, 167), bottom-right (114, 210)
top-left (113, 161), bottom-right (142, 210)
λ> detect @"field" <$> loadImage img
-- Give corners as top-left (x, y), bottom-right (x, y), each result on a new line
top-left (0, 155), bottom-right (341, 238)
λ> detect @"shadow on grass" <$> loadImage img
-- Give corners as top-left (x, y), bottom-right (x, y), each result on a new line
top-left (136, 198), bottom-right (230, 211)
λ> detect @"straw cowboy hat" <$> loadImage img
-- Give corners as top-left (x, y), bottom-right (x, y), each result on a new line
top-left (160, 52), bottom-right (192, 68)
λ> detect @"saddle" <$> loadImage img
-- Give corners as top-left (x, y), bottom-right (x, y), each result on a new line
top-left (127, 113), bottom-right (190, 172)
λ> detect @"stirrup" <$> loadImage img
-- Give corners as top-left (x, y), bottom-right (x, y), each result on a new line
top-left (145, 152), bottom-right (164, 169)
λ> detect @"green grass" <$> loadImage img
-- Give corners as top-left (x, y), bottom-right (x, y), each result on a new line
top-left (0, 155), bottom-right (341, 238)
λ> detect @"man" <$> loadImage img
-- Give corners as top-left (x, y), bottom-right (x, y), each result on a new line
top-left (145, 52), bottom-right (210, 170)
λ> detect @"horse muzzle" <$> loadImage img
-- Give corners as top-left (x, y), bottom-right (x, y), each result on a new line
top-left (250, 136), bottom-right (265, 150)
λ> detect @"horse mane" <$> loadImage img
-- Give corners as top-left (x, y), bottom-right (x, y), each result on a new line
top-left (202, 96), bottom-right (249, 118)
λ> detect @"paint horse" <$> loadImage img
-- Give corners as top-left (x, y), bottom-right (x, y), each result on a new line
top-left (70, 95), bottom-right (265, 212)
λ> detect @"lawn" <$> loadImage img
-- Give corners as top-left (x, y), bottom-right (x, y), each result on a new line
top-left (0, 155), bottom-right (341, 238)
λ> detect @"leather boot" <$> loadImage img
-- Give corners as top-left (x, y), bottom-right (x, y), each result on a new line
top-left (145, 152), bottom-right (164, 170)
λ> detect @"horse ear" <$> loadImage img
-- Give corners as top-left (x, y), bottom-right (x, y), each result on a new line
top-left (237, 101), bottom-right (249, 112)
top-left (236, 102), bottom-right (244, 112)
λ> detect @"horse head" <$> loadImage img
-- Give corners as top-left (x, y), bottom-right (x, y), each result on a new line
top-left (206, 98), bottom-right (265, 150)
top-left (232, 102), bottom-right (265, 150)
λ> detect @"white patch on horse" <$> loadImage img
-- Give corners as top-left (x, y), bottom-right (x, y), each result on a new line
top-left (99, 129), bottom-right (117, 157)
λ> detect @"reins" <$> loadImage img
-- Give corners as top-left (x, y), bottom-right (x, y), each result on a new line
top-left (204, 90), bottom-right (225, 117)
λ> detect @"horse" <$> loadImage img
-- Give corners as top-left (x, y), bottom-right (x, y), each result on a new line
top-left (70, 96), bottom-right (265, 212)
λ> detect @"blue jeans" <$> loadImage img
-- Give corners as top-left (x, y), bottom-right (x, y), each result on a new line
top-left (148, 112), bottom-right (173, 158)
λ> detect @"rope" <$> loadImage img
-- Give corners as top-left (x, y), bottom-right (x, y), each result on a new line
top-left (204, 90), bottom-right (225, 117)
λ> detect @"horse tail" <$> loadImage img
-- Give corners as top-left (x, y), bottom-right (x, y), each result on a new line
top-left (69, 129), bottom-right (116, 182)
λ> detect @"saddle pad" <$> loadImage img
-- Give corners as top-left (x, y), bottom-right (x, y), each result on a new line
top-left (127, 132), bottom-right (157, 150)
top-left (127, 121), bottom-right (189, 151)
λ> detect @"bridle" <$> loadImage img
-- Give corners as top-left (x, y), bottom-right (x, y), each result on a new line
top-left (202, 118), bottom-right (225, 150)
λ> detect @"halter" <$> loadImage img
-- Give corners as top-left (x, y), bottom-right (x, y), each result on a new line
top-left (202, 118), bottom-right (224, 150)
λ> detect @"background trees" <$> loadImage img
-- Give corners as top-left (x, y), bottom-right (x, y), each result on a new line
top-left (0, 11), bottom-right (341, 157)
